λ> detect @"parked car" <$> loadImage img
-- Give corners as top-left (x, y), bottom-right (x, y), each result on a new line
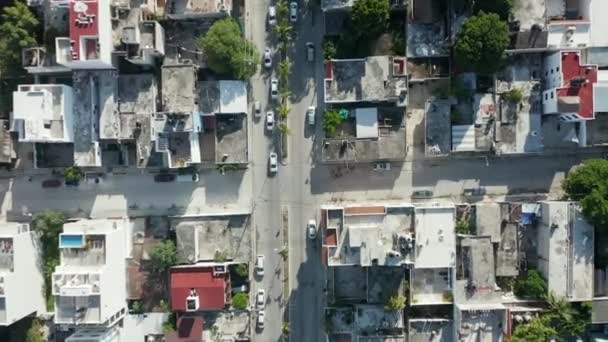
top-left (255, 255), bottom-right (264, 276)
top-left (42, 179), bottom-right (62, 188)
top-left (257, 310), bottom-right (265, 328)
top-left (307, 106), bottom-right (316, 126)
top-left (411, 190), bottom-right (433, 199)
top-left (306, 42), bottom-right (314, 62)
top-left (269, 152), bottom-right (278, 173)
top-left (266, 111), bottom-right (275, 131)
top-left (263, 47), bottom-right (272, 69)
top-left (154, 173), bottom-right (176, 182)
top-left (270, 78), bottom-right (278, 100)
top-left (177, 173), bottom-right (199, 182)
top-left (256, 289), bottom-right (265, 309)
top-left (253, 101), bottom-right (262, 117)
top-left (307, 219), bottom-right (317, 239)
top-left (268, 6), bottom-right (277, 25)
top-left (290, 2), bottom-right (298, 22)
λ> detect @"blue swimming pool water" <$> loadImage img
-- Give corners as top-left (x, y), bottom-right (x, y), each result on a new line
top-left (60, 234), bottom-right (84, 248)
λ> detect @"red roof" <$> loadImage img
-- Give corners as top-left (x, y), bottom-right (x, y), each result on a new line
top-left (556, 51), bottom-right (597, 119)
top-left (170, 267), bottom-right (228, 311)
top-left (69, 0), bottom-right (99, 61)
top-left (165, 317), bottom-right (203, 342)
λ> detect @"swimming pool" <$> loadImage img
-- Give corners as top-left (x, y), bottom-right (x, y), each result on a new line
top-left (59, 234), bottom-right (84, 248)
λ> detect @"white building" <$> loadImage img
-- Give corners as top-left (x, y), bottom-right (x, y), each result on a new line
top-left (547, 0), bottom-right (608, 49)
top-left (53, 218), bottom-right (131, 326)
top-left (11, 84), bottom-right (74, 143)
top-left (536, 201), bottom-right (594, 301)
top-left (0, 222), bottom-right (45, 326)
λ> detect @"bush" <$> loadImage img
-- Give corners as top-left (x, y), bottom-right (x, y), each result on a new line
top-left (323, 110), bottom-right (343, 136)
top-left (232, 292), bottom-right (249, 310)
top-left (32, 210), bottom-right (65, 307)
top-left (455, 217), bottom-right (473, 234)
top-left (351, 0), bottom-right (389, 39)
top-left (323, 39), bottom-right (337, 61)
top-left (64, 166), bottom-right (82, 184)
top-left (384, 294), bottom-right (406, 311)
top-left (162, 313), bottom-right (177, 332)
top-left (505, 88), bottom-right (523, 103)
top-left (25, 319), bottom-right (44, 342)
top-left (514, 270), bottom-right (547, 299)
top-left (150, 240), bottom-right (177, 272)
top-left (233, 263), bottom-right (248, 278)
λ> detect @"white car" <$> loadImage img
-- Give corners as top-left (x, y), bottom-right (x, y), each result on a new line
top-left (266, 111), bottom-right (275, 131)
top-left (307, 219), bottom-right (317, 239)
top-left (256, 289), bottom-right (266, 309)
top-left (268, 6), bottom-right (277, 26)
top-left (257, 310), bottom-right (265, 328)
top-left (269, 152), bottom-right (278, 173)
top-left (263, 47), bottom-right (272, 69)
top-left (290, 2), bottom-right (298, 23)
top-left (270, 78), bottom-right (278, 100)
top-left (255, 255), bottom-right (264, 276)
top-left (306, 106), bottom-right (316, 125)
top-left (253, 100), bottom-right (261, 117)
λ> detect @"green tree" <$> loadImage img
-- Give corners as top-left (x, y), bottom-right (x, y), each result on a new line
top-left (563, 159), bottom-right (608, 227)
top-left (232, 292), bottom-right (249, 310)
top-left (323, 109), bottom-right (343, 136)
top-left (455, 218), bottom-right (472, 234)
top-left (150, 240), bottom-right (177, 272)
top-left (0, 1), bottom-right (39, 77)
top-left (64, 166), bottom-right (82, 184)
top-left (278, 58), bottom-right (291, 92)
top-left (197, 18), bottom-right (259, 80)
top-left (510, 316), bottom-right (557, 342)
top-left (384, 294), bottom-right (406, 311)
top-left (25, 319), bottom-right (44, 342)
top-left (473, 0), bottom-right (512, 20)
top-left (32, 210), bottom-right (65, 310)
top-left (351, 0), bottom-right (389, 39)
top-left (278, 101), bottom-right (290, 120)
top-left (276, 0), bottom-right (289, 25)
top-left (323, 40), bottom-right (337, 61)
top-left (233, 263), bottom-right (248, 278)
top-left (278, 123), bottom-right (291, 136)
top-left (513, 269), bottom-right (547, 299)
top-left (454, 12), bottom-right (509, 74)
top-left (505, 88), bottom-right (523, 103)
top-left (274, 24), bottom-right (293, 52)
top-left (544, 293), bottom-right (590, 338)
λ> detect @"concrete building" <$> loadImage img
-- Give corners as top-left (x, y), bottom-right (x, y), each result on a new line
top-left (321, 204), bottom-right (415, 267)
top-left (546, 0), bottom-right (608, 49)
top-left (408, 319), bottom-right (453, 342)
top-left (454, 304), bottom-right (507, 342)
top-left (53, 218), bottom-right (131, 327)
top-left (0, 222), bottom-right (45, 326)
top-left (156, 64), bottom-right (202, 168)
top-left (114, 5), bottom-right (165, 67)
top-left (55, 0), bottom-right (113, 67)
top-left (169, 263), bottom-right (231, 311)
top-left (12, 84), bottom-right (74, 143)
top-left (323, 56), bottom-right (408, 105)
top-left (165, 0), bottom-right (231, 19)
top-left (536, 201), bottom-right (594, 301)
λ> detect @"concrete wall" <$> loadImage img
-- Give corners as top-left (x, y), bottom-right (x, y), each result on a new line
top-left (547, 23), bottom-right (591, 48)
top-left (99, 220), bottom-right (128, 325)
top-left (543, 52), bottom-right (562, 90)
top-left (98, 1), bottom-right (113, 65)
top-left (542, 90), bottom-right (558, 114)
top-left (62, 85), bottom-right (75, 143)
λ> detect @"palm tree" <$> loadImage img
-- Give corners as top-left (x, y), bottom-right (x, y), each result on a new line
top-left (274, 23), bottom-right (292, 52)
top-left (543, 292), bottom-right (587, 338)
top-left (278, 101), bottom-right (290, 120)
top-left (278, 58), bottom-right (291, 85)
top-left (278, 123), bottom-right (291, 136)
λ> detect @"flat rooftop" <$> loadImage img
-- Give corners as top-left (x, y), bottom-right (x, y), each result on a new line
top-left (324, 57), bottom-right (407, 104)
top-left (407, 23), bottom-right (449, 58)
top-left (327, 205), bottom-right (415, 266)
top-left (173, 215), bottom-right (251, 262)
top-left (199, 81), bottom-right (248, 114)
top-left (162, 64), bottom-right (197, 113)
top-left (496, 222), bottom-right (519, 277)
top-left (409, 319), bottom-right (453, 342)
top-left (425, 99), bottom-right (451, 156)
top-left (456, 306), bottom-right (505, 342)
top-left (475, 203), bottom-right (502, 243)
top-left (354, 304), bottom-right (404, 335)
top-left (557, 51), bottom-right (597, 120)
top-left (167, 0), bottom-right (232, 18)
top-left (414, 205), bottom-right (456, 268)
top-left (454, 236), bottom-right (500, 304)
top-left (117, 74), bottom-right (156, 115)
top-left (322, 107), bottom-right (406, 162)
top-left (215, 114), bottom-right (248, 164)
top-left (411, 268), bottom-right (453, 305)
top-left (13, 84), bottom-right (71, 142)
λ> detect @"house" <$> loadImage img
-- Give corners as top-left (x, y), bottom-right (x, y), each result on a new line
top-left (324, 56), bottom-right (407, 105)
top-left (454, 304), bottom-right (507, 342)
top-left (155, 64), bottom-right (202, 168)
top-left (0, 222), bottom-right (45, 326)
top-left (54, 0), bottom-right (114, 68)
top-left (116, 9), bottom-right (165, 67)
top-left (410, 205), bottom-right (456, 306)
top-left (165, 0), bottom-right (231, 19)
top-left (321, 204), bottom-right (415, 267)
top-left (170, 264), bottom-right (231, 311)
top-left (536, 201), bottom-right (594, 301)
top-left (546, 0), bottom-right (608, 49)
top-left (53, 218), bottom-right (131, 327)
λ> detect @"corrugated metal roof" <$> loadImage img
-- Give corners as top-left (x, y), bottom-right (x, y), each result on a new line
top-left (451, 125), bottom-right (476, 152)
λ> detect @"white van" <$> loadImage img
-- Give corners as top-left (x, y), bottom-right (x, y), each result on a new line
top-left (177, 173), bottom-right (199, 182)
top-left (307, 106), bottom-right (316, 125)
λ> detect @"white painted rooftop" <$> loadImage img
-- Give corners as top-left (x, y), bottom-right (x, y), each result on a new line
top-left (414, 205), bottom-right (456, 268)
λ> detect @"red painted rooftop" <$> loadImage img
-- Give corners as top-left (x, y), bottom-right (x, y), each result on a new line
top-left (170, 267), bottom-right (228, 311)
top-left (69, 0), bottom-right (99, 61)
top-left (556, 51), bottom-right (597, 119)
